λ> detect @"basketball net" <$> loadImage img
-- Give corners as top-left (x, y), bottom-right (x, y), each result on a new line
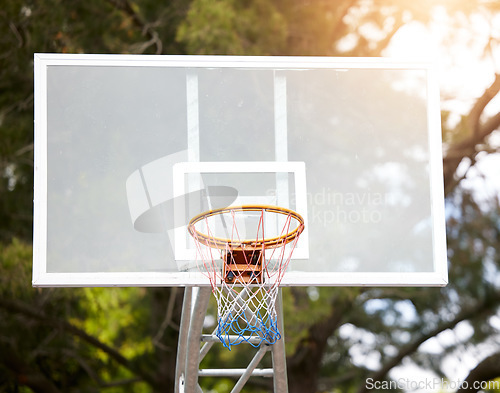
top-left (188, 205), bottom-right (304, 350)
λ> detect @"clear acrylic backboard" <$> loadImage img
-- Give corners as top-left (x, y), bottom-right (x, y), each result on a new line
top-left (33, 54), bottom-right (447, 287)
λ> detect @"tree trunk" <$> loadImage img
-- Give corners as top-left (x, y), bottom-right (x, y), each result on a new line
top-left (287, 295), bottom-right (348, 393)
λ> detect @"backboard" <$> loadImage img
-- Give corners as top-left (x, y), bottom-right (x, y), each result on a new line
top-left (33, 54), bottom-right (447, 287)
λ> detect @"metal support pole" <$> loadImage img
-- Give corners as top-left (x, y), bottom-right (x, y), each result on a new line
top-left (183, 286), bottom-right (211, 392)
top-left (272, 289), bottom-right (288, 392)
top-left (175, 286), bottom-right (192, 392)
top-left (230, 344), bottom-right (272, 393)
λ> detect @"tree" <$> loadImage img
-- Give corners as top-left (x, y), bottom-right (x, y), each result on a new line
top-left (1, 1), bottom-right (190, 391)
top-left (1, 0), bottom-right (500, 392)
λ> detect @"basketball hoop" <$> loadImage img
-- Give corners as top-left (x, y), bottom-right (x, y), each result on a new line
top-left (188, 205), bottom-right (305, 349)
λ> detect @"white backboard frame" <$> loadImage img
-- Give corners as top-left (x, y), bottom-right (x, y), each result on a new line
top-left (33, 53), bottom-right (447, 287)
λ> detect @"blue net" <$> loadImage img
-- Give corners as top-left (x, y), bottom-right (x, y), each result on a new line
top-left (213, 286), bottom-right (281, 350)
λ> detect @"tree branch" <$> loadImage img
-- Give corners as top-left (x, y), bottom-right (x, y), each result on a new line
top-left (0, 298), bottom-right (156, 387)
top-left (444, 73), bottom-right (500, 194)
top-left (152, 287), bottom-right (179, 350)
top-left (63, 349), bottom-right (142, 389)
top-left (356, 295), bottom-right (500, 393)
top-left (456, 351), bottom-right (500, 392)
top-left (106, 0), bottom-right (163, 54)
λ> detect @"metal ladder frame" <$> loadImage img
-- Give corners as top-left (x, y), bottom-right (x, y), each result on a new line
top-left (175, 286), bottom-right (288, 393)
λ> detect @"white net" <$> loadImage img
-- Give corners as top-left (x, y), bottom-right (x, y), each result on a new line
top-left (188, 206), bottom-right (304, 349)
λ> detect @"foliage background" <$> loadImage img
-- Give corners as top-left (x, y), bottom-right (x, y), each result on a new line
top-left (1, 1), bottom-right (500, 392)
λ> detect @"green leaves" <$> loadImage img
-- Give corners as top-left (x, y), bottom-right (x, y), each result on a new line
top-left (176, 0), bottom-right (287, 55)
top-left (0, 239), bottom-right (33, 300)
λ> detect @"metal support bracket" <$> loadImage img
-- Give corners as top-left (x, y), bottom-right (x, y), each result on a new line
top-left (175, 287), bottom-right (288, 393)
